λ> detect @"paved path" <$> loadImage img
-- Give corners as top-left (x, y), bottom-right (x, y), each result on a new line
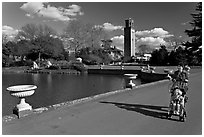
top-left (2, 69), bottom-right (202, 135)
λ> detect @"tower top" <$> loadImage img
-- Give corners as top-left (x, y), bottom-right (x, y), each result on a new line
top-left (125, 18), bottom-right (134, 28)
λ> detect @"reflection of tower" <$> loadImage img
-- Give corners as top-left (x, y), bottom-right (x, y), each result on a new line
top-left (124, 18), bottom-right (135, 62)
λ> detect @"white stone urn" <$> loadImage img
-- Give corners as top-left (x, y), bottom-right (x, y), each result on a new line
top-left (7, 85), bottom-right (37, 117)
top-left (124, 74), bottom-right (137, 88)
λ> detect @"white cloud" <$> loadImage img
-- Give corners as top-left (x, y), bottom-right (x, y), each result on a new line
top-left (60, 4), bottom-right (84, 16)
top-left (20, 2), bottom-right (44, 15)
top-left (2, 25), bottom-right (18, 36)
top-left (135, 28), bottom-right (173, 38)
top-left (96, 23), bottom-right (123, 31)
top-left (135, 28), bottom-right (174, 50)
top-left (2, 25), bottom-right (19, 41)
top-left (111, 35), bottom-right (124, 51)
top-left (110, 34), bottom-right (168, 51)
top-left (181, 21), bottom-right (190, 26)
top-left (20, 2), bottom-right (83, 22)
top-left (106, 28), bottom-right (174, 51)
top-left (136, 37), bottom-right (167, 48)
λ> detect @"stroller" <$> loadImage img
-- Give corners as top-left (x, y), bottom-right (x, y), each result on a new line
top-left (167, 81), bottom-right (188, 122)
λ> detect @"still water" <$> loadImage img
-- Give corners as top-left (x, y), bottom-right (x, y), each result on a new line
top-left (2, 73), bottom-right (141, 116)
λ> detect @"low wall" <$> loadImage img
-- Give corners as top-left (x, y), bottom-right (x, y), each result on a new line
top-left (88, 68), bottom-right (168, 83)
top-left (88, 69), bottom-right (141, 76)
top-left (140, 71), bottom-right (168, 83)
top-left (24, 69), bottom-right (80, 75)
top-left (2, 78), bottom-right (169, 123)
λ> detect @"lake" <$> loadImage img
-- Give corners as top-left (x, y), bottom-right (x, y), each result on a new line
top-left (2, 73), bottom-right (141, 116)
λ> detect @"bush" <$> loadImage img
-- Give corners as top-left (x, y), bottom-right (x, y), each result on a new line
top-left (2, 55), bottom-right (13, 67)
top-left (82, 59), bottom-right (98, 65)
top-left (70, 61), bottom-right (87, 72)
top-left (46, 65), bottom-right (60, 70)
top-left (44, 60), bottom-right (87, 72)
top-left (45, 60), bottom-right (70, 70)
top-left (10, 60), bottom-right (33, 67)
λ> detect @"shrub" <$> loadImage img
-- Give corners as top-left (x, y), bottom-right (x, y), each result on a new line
top-left (10, 60), bottom-right (33, 67)
top-left (70, 61), bottom-right (87, 72)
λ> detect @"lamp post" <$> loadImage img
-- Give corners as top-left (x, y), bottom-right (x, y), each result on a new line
top-left (7, 85), bottom-right (37, 118)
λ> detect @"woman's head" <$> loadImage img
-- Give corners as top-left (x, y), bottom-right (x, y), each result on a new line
top-left (177, 65), bottom-right (183, 72)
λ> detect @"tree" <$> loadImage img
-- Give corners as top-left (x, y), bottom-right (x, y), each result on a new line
top-left (16, 40), bottom-right (32, 61)
top-left (63, 20), bottom-right (109, 53)
top-left (3, 41), bottom-right (17, 57)
top-left (28, 36), bottom-right (65, 61)
top-left (168, 47), bottom-right (188, 66)
top-left (16, 24), bottom-right (57, 41)
top-left (138, 44), bottom-right (151, 54)
top-left (150, 45), bottom-right (168, 65)
top-left (101, 39), bottom-right (112, 49)
top-left (16, 23), bottom-right (64, 63)
top-left (2, 41), bottom-right (18, 67)
top-left (183, 2), bottom-right (202, 65)
top-left (2, 33), bottom-right (9, 44)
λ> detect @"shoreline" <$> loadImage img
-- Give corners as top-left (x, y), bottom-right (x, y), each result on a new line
top-left (2, 67), bottom-right (201, 122)
top-left (2, 66), bottom-right (81, 75)
top-left (2, 69), bottom-right (202, 135)
top-left (2, 78), bottom-right (168, 122)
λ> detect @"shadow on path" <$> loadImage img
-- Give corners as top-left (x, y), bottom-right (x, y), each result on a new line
top-left (100, 101), bottom-right (181, 122)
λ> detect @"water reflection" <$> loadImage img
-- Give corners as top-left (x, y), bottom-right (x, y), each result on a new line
top-left (2, 73), bottom-right (141, 116)
top-left (32, 73), bottom-right (40, 84)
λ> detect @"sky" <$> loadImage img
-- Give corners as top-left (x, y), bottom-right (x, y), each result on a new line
top-left (2, 1), bottom-right (199, 51)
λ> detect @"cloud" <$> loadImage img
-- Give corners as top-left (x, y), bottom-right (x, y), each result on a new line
top-left (135, 28), bottom-right (174, 50)
top-left (96, 23), bottom-right (123, 31)
top-left (136, 37), bottom-right (167, 48)
top-left (111, 35), bottom-right (124, 50)
top-left (181, 21), bottom-right (190, 26)
top-left (20, 2), bottom-right (83, 22)
top-left (2, 25), bottom-right (18, 35)
top-left (2, 25), bottom-right (19, 41)
top-left (135, 28), bottom-right (173, 38)
top-left (59, 4), bottom-right (84, 16)
top-left (104, 27), bottom-right (174, 52)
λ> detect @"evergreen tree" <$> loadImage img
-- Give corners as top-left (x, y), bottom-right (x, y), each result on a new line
top-left (183, 2), bottom-right (202, 65)
top-left (150, 45), bottom-right (168, 65)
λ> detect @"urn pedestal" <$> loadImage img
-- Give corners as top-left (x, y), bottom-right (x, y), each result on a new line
top-left (124, 74), bottom-right (137, 88)
top-left (7, 85), bottom-right (37, 118)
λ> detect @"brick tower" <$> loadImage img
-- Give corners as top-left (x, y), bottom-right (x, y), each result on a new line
top-left (124, 18), bottom-right (135, 62)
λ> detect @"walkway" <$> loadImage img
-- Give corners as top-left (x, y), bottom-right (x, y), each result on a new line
top-left (2, 69), bottom-right (202, 135)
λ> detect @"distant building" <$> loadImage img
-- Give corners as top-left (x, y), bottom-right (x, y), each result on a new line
top-left (135, 53), bottom-right (152, 62)
top-left (124, 18), bottom-right (135, 62)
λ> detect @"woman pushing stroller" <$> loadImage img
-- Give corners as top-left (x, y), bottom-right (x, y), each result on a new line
top-left (168, 65), bottom-right (189, 95)
top-left (167, 65), bottom-right (190, 121)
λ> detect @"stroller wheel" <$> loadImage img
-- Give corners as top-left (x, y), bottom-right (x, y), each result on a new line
top-left (179, 116), bottom-right (183, 121)
top-left (179, 115), bottom-right (186, 122)
top-left (167, 111), bottom-right (172, 119)
top-left (179, 110), bottom-right (187, 122)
